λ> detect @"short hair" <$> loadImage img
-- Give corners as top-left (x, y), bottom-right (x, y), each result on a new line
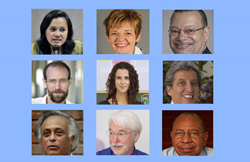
top-left (165, 61), bottom-right (202, 102)
top-left (36, 10), bottom-right (75, 54)
top-left (103, 9), bottom-right (142, 39)
top-left (108, 110), bottom-right (142, 135)
top-left (106, 62), bottom-right (139, 104)
top-left (171, 10), bottom-right (208, 27)
top-left (43, 61), bottom-right (71, 80)
top-left (34, 111), bottom-right (82, 152)
top-left (172, 112), bottom-right (205, 131)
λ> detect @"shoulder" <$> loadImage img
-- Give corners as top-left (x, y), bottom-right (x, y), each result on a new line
top-left (96, 147), bottom-right (112, 155)
top-left (134, 46), bottom-right (144, 54)
top-left (202, 47), bottom-right (212, 54)
top-left (66, 100), bottom-right (73, 104)
top-left (204, 147), bottom-right (213, 156)
top-left (31, 42), bottom-right (40, 55)
top-left (136, 101), bottom-right (144, 104)
top-left (134, 149), bottom-right (148, 155)
top-left (72, 40), bottom-right (83, 54)
top-left (32, 97), bottom-right (44, 104)
top-left (162, 146), bottom-right (175, 156)
top-left (98, 100), bottom-right (110, 104)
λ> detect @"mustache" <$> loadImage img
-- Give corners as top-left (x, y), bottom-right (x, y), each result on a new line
top-left (111, 143), bottom-right (124, 147)
top-left (174, 41), bottom-right (193, 45)
top-left (178, 144), bottom-right (196, 149)
top-left (52, 89), bottom-right (65, 93)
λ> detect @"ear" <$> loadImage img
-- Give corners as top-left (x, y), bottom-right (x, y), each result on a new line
top-left (204, 26), bottom-right (210, 42)
top-left (68, 78), bottom-right (73, 87)
top-left (133, 130), bottom-right (140, 143)
top-left (70, 136), bottom-right (75, 145)
top-left (106, 34), bottom-right (110, 42)
top-left (203, 131), bottom-right (208, 146)
top-left (166, 85), bottom-right (172, 96)
top-left (136, 32), bottom-right (141, 42)
top-left (42, 78), bottom-right (47, 89)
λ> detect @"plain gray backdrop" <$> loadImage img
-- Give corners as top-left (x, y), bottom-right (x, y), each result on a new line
top-left (31, 9), bottom-right (83, 44)
top-left (97, 9), bottom-right (149, 54)
top-left (162, 10), bottom-right (214, 54)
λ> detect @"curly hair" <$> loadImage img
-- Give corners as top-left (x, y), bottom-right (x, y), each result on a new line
top-left (106, 62), bottom-right (139, 104)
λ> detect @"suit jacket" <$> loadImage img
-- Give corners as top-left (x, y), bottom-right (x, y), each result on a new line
top-left (202, 47), bottom-right (212, 54)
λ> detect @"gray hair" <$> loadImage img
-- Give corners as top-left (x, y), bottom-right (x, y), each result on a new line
top-left (108, 110), bottom-right (142, 135)
top-left (34, 110), bottom-right (82, 152)
top-left (164, 61), bottom-right (202, 103)
top-left (173, 112), bottom-right (205, 131)
top-left (170, 10), bottom-right (208, 27)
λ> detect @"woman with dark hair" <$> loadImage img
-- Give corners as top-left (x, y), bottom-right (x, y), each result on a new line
top-left (99, 62), bottom-right (143, 105)
top-left (32, 10), bottom-right (83, 54)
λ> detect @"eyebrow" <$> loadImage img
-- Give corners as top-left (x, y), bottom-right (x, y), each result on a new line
top-left (109, 128), bottom-right (126, 132)
top-left (170, 25), bottom-right (197, 29)
top-left (177, 78), bottom-right (198, 81)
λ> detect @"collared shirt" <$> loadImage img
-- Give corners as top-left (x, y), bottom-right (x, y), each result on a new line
top-left (32, 94), bottom-right (73, 104)
top-left (96, 147), bottom-right (148, 155)
top-left (162, 146), bottom-right (213, 156)
top-left (116, 46), bottom-right (144, 54)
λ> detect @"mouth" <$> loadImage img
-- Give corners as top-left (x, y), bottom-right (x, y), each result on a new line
top-left (115, 43), bottom-right (128, 48)
top-left (178, 145), bottom-right (195, 152)
top-left (120, 86), bottom-right (127, 89)
top-left (174, 43), bottom-right (192, 50)
top-left (48, 145), bottom-right (59, 150)
top-left (52, 39), bottom-right (62, 43)
top-left (182, 94), bottom-right (193, 99)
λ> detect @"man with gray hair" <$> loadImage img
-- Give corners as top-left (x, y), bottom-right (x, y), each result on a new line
top-left (162, 112), bottom-right (213, 156)
top-left (165, 61), bottom-right (202, 104)
top-left (34, 111), bottom-right (82, 155)
top-left (96, 110), bottom-right (147, 155)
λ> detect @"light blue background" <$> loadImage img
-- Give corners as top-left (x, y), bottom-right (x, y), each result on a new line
top-left (0, 0), bottom-right (247, 161)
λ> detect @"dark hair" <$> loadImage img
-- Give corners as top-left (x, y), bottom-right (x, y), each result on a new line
top-left (164, 61), bottom-right (202, 103)
top-left (171, 10), bottom-right (208, 27)
top-left (106, 62), bottom-right (139, 104)
top-left (172, 112), bottom-right (205, 131)
top-left (37, 10), bottom-right (75, 54)
top-left (43, 61), bottom-right (71, 80)
top-left (34, 111), bottom-right (82, 152)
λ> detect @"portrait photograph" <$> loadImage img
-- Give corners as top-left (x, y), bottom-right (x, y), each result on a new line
top-left (162, 10), bottom-right (214, 54)
top-left (97, 9), bottom-right (149, 54)
top-left (96, 60), bottom-right (149, 105)
top-left (96, 110), bottom-right (149, 155)
top-left (31, 9), bottom-right (83, 55)
top-left (32, 110), bottom-right (83, 155)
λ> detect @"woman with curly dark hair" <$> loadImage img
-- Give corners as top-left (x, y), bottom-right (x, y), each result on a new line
top-left (32, 10), bottom-right (83, 54)
top-left (99, 62), bottom-right (143, 105)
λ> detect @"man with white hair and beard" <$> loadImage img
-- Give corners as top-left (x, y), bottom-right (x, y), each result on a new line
top-left (32, 61), bottom-right (73, 104)
top-left (96, 110), bottom-right (148, 155)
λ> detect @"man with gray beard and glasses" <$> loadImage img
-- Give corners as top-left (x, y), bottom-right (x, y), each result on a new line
top-left (32, 61), bottom-right (73, 104)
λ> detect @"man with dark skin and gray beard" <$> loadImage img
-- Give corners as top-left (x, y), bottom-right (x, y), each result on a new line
top-left (32, 61), bottom-right (73, 104)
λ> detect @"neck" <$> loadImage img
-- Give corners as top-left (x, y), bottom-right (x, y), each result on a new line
top-left (46, 95), bottom-right (66, 104)
top-left (115, 91), bottom-right (128, 104)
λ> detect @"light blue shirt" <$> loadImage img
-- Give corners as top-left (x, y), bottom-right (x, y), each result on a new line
top-left (162, 146), bottom-right (213, 156)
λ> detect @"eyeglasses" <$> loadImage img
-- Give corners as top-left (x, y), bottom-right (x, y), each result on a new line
top-left (45, 78), bottom-right (69, 86)
top-left (168, 26), bottom-right (206, 36)
top-left (106, 130), bottom-right (134, 138)
top-left (172, 131), bottom-right (205, 139)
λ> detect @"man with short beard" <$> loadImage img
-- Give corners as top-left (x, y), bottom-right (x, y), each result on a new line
top-left (32, 61), bottom-right (73, 104)
top-left (96, 110), bottom-right (148, 155)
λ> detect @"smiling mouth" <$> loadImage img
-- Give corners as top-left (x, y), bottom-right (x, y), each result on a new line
top-left (174, 43), bottom-right (192, 49)
top-left (182, 94), bottom-right (193, 99)
top-left (116, 43), bottom-right (128, 48)
top-left (52, 39), bottom-right (61, 42)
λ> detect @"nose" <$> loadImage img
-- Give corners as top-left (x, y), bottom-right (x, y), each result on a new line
top-left (121, 78), bottom-right (125, 84)
top-left (55, 80), bottom-right (61, 90)
top-left (54, 30), bottom-right (60, 37)
top-left (117, 34), bottom-right (125, 41)
top-left (185, 82), bottom-right (194, 92)
top-left (49, 132), bottom-right (56, 142)
top-left (177, 30), bottom-right (188, 41)
top-left (112, 134), bottom-right (120, 143)
top-left (181, 132), bottom-right (192, 143)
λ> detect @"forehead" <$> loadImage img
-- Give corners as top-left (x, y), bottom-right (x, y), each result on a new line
top-left (109, 120), bottom-right (130, 132)
top-left (171, 11), bottom-right (202, 28)
top-left (110, 21), bottom-right (135, 31)
top-left (46, 66), bottom-right (69, 79)
top-left (115, 69), bottom-right (129, 76)
top-left (41, 115), bottom-right (69, 131)
top-left (49, 17), bottom-right (68, 27)
top-left (173, 115), bottom-right (203, 131)
top-left (173, 69), bottom-right (198, 82)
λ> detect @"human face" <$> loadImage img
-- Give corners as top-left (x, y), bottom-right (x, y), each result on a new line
top-left (46, 17), bottom-right (68, 51)
top-left (109, 120), bottom-right (139, 155)
top-left (106, 22), bottom-right (141, 54)
top-left (41, 115), bottom-right (74, 155)
top-left (115, 69), bottom-right (130, 94)
top-left (171, 115), bottom-right (208, 156)
top-left (169, 11), bottom-right (210, 54)
top-left (167, 69), bottom-right (199, 104)
top-left (43, 66), bottom-right (72, 104)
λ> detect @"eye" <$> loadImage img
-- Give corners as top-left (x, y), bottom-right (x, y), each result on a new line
top-left (109, 131), bottom-right (115, 135)
top-left (118, 132), bottom-right (126, 137)
top-left (56, 130), bottom-right (64, 135)
top-left (125, 76), bottom-right (130, 80)
top-left (126, 32), bottom-right (131, 35)
top-left (192, 82), bottom-right (198, 86)
top-left (116, 76), bottom-right (121, 79)
top-left (170, 29), bottom-right (179, 33)
top-left (179, 81), bottom-right (185, 85)
top-left (190, 131), bottom-right (198, 135)
top-left (175, 131), bottom-right (183, 135)
top-left (111, 32), bottom-right (117, 36)
top-left (60, 79), bottom-right (67, 83)
top-left (48, 79), bottom-right (56, 83)
top-left (43, 131), bottom-right (50, 137)
top-left (60, 28), bottom-right (65, 32)
top-left (50, 27), bottom-right (56, 32)
top-left (186, 29), bottom-right (195, 34)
